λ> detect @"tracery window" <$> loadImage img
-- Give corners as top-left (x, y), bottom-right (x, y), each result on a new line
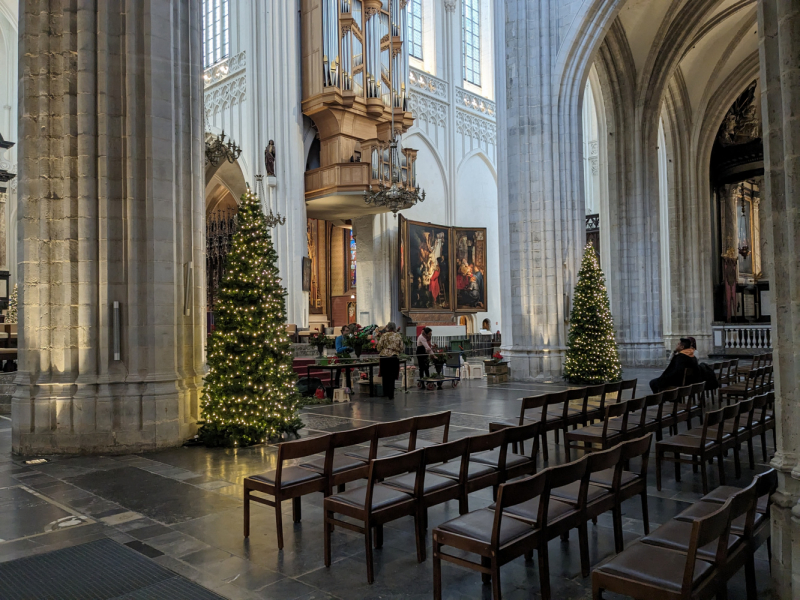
top-left (408, 0), bottom-right (423, 59)
top-left (203, 0), bottom-right (230, 69)
top-left (462, 0), bottom-right (481, 86)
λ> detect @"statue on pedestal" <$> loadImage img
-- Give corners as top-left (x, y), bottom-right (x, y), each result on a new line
top-left (265, 140), bottom-right (276, 177)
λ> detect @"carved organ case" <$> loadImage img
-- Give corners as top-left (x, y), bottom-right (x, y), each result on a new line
top-left (301, 0), bottom-right (418, 206)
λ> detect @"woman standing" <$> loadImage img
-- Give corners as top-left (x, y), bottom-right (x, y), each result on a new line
top-left (416, 327), bottom-right (434, 381)
top-left (376, 322), bottom-right (404, 400)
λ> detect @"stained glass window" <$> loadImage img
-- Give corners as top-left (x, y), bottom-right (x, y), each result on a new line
top-left (203, 0), bottom-right (230, 69)
top-left (408, 0), bottom-right (423, 59)
top-left (349, 231), bottom-right (357, 289)
top-left (462, 0), bottom-right (481, 86)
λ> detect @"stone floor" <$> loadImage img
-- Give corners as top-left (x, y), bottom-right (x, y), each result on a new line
top-left (0, 371), bottom-right (777, 599)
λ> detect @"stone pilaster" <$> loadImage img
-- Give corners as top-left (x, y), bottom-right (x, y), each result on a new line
top-left (757, 0), bottom-right (800, 597)
top-left (352, 214), bottom-right (400, 328)
top-left (13, 0), bottom-right (206, 454)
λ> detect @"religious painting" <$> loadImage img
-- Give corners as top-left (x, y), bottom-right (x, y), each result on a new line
top-left (302, 257), bottom-right (312, 292)
top-left (454, 227), bottom-right (488, 312)
top-left (406, 220), bottom-right (452, 311)
top-left (347, 301), bottom-right (357, 324)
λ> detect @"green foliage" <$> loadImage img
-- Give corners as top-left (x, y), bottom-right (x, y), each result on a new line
top-left (199, 189), bottom-right (303, 447)
top-left (563, 244), bottom-right (622, 384)
top-left (6, 284), bottom-right (17, 324)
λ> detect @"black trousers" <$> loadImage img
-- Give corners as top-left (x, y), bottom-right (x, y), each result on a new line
top-left (380, 356), bottom-right (400, 399)
top-left (649, 378), bottom-right (662, 394)
top-left (334, 366), bottom-right (352, 390)
top-left (417, 346), bottom-right (431, 379)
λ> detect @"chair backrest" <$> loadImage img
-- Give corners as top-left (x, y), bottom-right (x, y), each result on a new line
top-left (736, 397), bottom-right (755, 430)
top-left (546, 456), bottom-right (588, 490)
top-left (423, 437), bottom-right (468, 466)
top-left (682, 500), bottom-right (732, 594)
top-left (566, 387), bottom-right (588, 402)
top-left (689, 382), bottom-right (706, 402)
top-left (543, 391), bottom-right (569, 420)
top-left (468, 429), bottom-right (506, 455)
top-left (584, 445), bottom-right (623, 485)
top-left (726, 479), bottom-right (760, 543)
top-left (751, 392), bottom-right (770, 424)
top-left (661, 388), bottom-right (679, 403)
top-left (756, 468), bottom-right (778, 517)
top-left (503, 422), bottom-right (541, 461)
top-left (720, 403), bottom-right (740, 440)
top-left (619, 379), bottom-right (638, 400)
top-left (624, 396), bottom-right (646, 430)
top-left (367, 450), bottom-right (425, 507)
top-left (745, 366), bottom-right (762, 391)
top-left (278, 433), bottom-right (330, 462)
top-left (602, 381), bottom-right (623, 405)
top-left (518, 394), bottom-right (548, 423)
top-left (621, 433), bottom-right (653, 478)
top-left (699, 407), bottom-right (725, 444)
top-left (601, 400), bottom-right (628, 437)
top-left (493, 472), bottom-right (545, 544)
top-left (373, 417), bottom-right (416, 456)
top-left (411, 411), bottom-right (450, 448)
top-left (330, 424), bottom-right (377, 451)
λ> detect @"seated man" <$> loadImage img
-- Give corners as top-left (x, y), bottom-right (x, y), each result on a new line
top-left (649, 337), bottom-right (699, 393)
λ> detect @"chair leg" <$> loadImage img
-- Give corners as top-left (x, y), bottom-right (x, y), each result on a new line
top-left (433, 540), bottom-right (443, 600)
top-left (692, 456), bottom-right (698, 474)
top-left (640, 490), bottom-right (650, 535)
top-left (374, 524), bottom-right (383, 549)
top-left (656, 449), bottom-right (662, 491)
top-left (414, 512), bottom-right (425, 562)
top-left (700, 455), bottom-right (709, 495)
top-left (542, 431), bottom-right (549, 462)
top-left (337, 483), bottom-right (346, 493)
top-left (564, 430), bottom-right (571, 461)
top-left (243, 487), bottom-right (251, 538)
top-left (761, 432), bottom-right (768, 462)
top-left (745, 554), bottom-right (757, 599)
top-left (733, 443), bottom-right (742, 479)
top-left (481, 556), bottom-right (491, 585)
top-left (292, 497), bottom-right (302, 523)
top-left (579, 522), bottom-right (590, 578)
top-left (324, 510), bottom-right (333, 567)
top-left (674, 452), bottom-right (681, 482)
top-left (717, 452), bottom-right (726, 486)
top-left (612, 506), bottom-right (624, 553)
top-left (459, 486), bottom-right (469, 515)
top-left (365, 523), bottom-right (375, 584)
top-left (747, 437), bottom-right (755, 470)
top-left (538, 543), bottom-right (551, 600)
top-left (275, 498), bottom-right (284, 550)
top-left (491, 557), bottom-right (502, 600)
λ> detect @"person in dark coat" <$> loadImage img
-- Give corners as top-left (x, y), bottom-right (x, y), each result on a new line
top-left (649, 337), bottom-right (700, 393)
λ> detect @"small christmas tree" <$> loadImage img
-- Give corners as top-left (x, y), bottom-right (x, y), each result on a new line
top-left (6, 284), bottom-right (17, 324)
top-left (199, 189), bottom-right (302, 446)
top-left (563, 244), bottom-right (622, 384)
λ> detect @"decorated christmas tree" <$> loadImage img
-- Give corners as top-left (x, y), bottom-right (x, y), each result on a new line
top-left (5, 284), bottom-right (17, 324)
top-left (199, 189), bottom-right (302, 446)
top-left (563, 244), bottom-right (622, 384)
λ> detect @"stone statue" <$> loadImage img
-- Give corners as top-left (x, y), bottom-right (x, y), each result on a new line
top-left (265, 140), bottom-right (276, 176)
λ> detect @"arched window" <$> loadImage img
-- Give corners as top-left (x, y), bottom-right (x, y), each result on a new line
top-left (408, 0), bottom-right (423, 60)
top-left (203, 0), bottom-right (230, 68)
top-left (462, 0), bottom-right (481, 86)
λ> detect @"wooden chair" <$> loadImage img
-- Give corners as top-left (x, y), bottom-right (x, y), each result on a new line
top-left (720, 366), bottom-right (762, 405)
top-left (384, 411), bottom-right (451, 451)
top-left (243, 433), bottom-right (329, 549)
top-left (541, 391), bottom-right (573, 461)
top-left (432, 471), bottom-right (544, 600)
top-left (489, 394), bottom-right (546, 454)
top-left (628, 393), bottom-right (664, 437)
top-left (655, 388), bottom-right (680, 440)
top-left (619, 378), bottom-right (638, 400)
top-left (605, 396), bottom-right (647, 440)
top-left (750, 391), bottom-right (775, 462)
top-left (565, 386), bottom-right (591, 428)
top-left (592, 497), bottom-right (733, 600)
top-left (656, 405), bottom-right (730, 494)
top-left (324, 449), bottom-right (426, 584)
top-left (428, 429), bottom-right (506, 512)
top-left (472, 421), bottom-right (540, 482)
top-left (300, 424), bottom-right (375, 493)
top-left (639, 480), bottom-right (759, 598)
top-left (584, 383), bottom-right (610, 425)
top-left (384, 438), bottom-right (469, 526)
top-left (589, 434), bottom-right (653, 544)
top-left (547, 389), bottom-right (588, 455)
top-left (736, 352), bottom-right (765, 382)
top-left (564, 400), bottom-right (627, 455)
top-left (721, 397), bottom-right (756, 471)
top-left (665, 385), bottom-right (693, 435)
top-left (346, 417), bottom-right (415, 460)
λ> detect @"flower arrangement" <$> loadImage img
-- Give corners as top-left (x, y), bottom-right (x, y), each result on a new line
top-left (430, 348), bottom-right (448, 366)
top-left (308, 330), bottom-right (332, 355)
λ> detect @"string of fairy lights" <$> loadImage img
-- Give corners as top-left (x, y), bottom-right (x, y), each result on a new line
top-left (563, 243), bottom-right (622, 384)
top-left (199, 189), bottom-right (302, 446)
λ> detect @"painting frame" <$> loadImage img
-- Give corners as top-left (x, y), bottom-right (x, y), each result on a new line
top-left (453, 227), bottom-right (489, 312)
top-left (301, 256), bottom-right (312, 292)
top-left (398, 215), bottom-right (409, 312)
top-left (404, 219), bottom-right (454, 312)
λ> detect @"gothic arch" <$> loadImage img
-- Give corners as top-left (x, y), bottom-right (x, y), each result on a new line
top-left (456, 149), bottom-right (497, 183)
top-left (403, 130), bottom-right (450, 202)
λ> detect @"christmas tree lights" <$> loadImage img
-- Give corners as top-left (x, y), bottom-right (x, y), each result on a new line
top-left (563, 244), bottom-right (622, 384)
top-left (199, 190), bottom-right (302, 447)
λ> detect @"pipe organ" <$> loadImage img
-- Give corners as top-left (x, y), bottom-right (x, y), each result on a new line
top-left (301, 0), bottom-right (417, 211)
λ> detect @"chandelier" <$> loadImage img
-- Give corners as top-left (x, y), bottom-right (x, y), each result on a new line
top-left (363, 0), bottom-right (425, 215)
top-left (255, 174), bottom-right (286, 227)
top-left (737, 181), bottom-right (750, 259)
top-left (205, 130), bottom-right (242, 167)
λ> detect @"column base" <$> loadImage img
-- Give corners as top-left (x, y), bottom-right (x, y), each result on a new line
top-left (500, 346), bottom-right (565, 382)
top-left (11, 375), bottom-right (200, 455)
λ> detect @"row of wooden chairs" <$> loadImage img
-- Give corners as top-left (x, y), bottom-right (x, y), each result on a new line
top-left (489, 380), bottom-right (639, 460)
top-left (432, 434), bottom-right (653, 600)
top-left (735, 351), bottom-right (772, 382)
top-left (720, 365), bottom-right (773, 405)
top-left (655, 392), bottom-right (775, 494)
top-left (244, 411), bottom-right (452, 549)
top-left (593, 469), bottom-right (777, 600)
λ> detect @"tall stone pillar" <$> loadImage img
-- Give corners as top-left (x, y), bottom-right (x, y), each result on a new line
top-left (757, 0), bottom-right (800, 597)
top-left (352, 214), bottom-right (400, 328)
top-left (493, 0), bottom-right (584, 380)
top-left (13, 0), bottom-right (206, 454)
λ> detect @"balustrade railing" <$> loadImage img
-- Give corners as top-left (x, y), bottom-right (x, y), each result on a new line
top-left (712, 324), bottom-right (772, 352)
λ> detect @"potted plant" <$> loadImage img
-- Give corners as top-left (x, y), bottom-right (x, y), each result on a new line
top-left (308, 330), bottom-right (331, 356)
top-left (346, 324), bottom-right (375, 359)
top-left (431, 349), bottom-right (448, 376)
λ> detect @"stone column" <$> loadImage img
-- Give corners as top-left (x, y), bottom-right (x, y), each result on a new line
top-left (352, 214), bottom-right (400, 328)
top-left (493, 0), bottom-right (584, 380)
top-left (757, 0), bottom-right (800, 597)
top-left (13, 0), bottom-right (206, 454)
